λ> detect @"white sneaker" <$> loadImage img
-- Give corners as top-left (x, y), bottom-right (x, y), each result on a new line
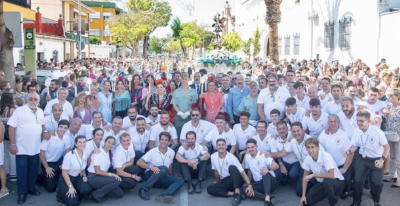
top-left (0, 188), bottom-right (9, 198)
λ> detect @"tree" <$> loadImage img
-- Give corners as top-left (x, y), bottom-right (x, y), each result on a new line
top-left (170, 17), bottom-right (186, 58)
top-left (0, 0), bottom-right (16, 88)
top-left (242, 38), bottom-right (253, 58)
top-left (265, 0), bottom-right (282, 63)
top-left (180, 22), bottom-right (201, 59)
top-left (149, 36), bottom-right (162, 53)
top-left (222, 32), bottom-right (243, 53)
top-left (127, 0), bottom-right (172, 57)
top-left (89, 36), bottom-right (102, 44)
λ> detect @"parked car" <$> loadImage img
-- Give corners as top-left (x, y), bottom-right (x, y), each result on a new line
top-left (15, 69), bottom-right (68, 86)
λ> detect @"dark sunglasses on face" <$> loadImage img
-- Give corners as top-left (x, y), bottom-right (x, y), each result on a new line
top-left (191, 114), bottom-right (199, 117)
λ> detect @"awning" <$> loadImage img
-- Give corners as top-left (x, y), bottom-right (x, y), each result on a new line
top-left (65, 32), bottom-right (90, 44)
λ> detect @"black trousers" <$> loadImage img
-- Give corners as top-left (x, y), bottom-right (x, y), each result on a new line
top-left (109, 165), bottom-right (142, 191)
top-left (58, 174), bottom-right (93, 206)
top-left (353, 157), bottom-right (384, 204)
top-left (241, 173), bottom-right (278, 200)
top-left (303, 178), bottom-right (344, 206)
top-left (296, 168), bottom-right (305, 197)
top-left (42, 157), bottom-right (63, 192)
top-left (207, 165), bottom-right (244, 197)
top-left (88, 172), bottom-right (123, 201)
top-left (338, 163), bottom-right (352, 194)
top-left (180, 161), bottom-right (207, 183)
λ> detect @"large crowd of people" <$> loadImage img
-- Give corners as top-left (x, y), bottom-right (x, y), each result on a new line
top-left (0, 56), bottom-right (399, 206)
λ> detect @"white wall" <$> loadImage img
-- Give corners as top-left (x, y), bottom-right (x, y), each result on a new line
top-left (36, 37), bottom-right (65, 63)
top-left (89, 44), bottom-right (116, 58)
top-left (379, 11), bottom-right (400, 69)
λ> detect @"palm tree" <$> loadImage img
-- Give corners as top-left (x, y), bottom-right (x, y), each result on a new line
top-left (0, 0), bottom-right (16, 88)
top-left (264, 0), bottom-right (282, 64)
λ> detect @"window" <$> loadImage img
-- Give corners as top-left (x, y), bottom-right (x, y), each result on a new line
top-left (339, 17), bottom-right (352, 50)
top-left (89, 29), bottom-right (100, 36)
top-left (284, 35), bottom-right (290, 55)
top-left (293, 33), bottom-right (300, 55)
top-left (89, 12), bottom-right (100, 20)
top-left (324, 21), bottom-right (334, 50)
top-left (103, 13), bottom-right (111, 20)
top-left (278, 36), bottom-right (282, 55)
top-left (103, 30), bottom-right (111, 37)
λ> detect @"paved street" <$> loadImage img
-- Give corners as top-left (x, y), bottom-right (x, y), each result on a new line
top-left (1, 166), bottom-right (399, 206)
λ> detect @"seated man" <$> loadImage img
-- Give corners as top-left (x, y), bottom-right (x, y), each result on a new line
top-left (175, 131), bottom-right (210, 193)
top-left (240, 139), bottom-right (279, 206)
top-left (202, 115), bottom-right (237, 154)
top-left (137, 132), bottom-right (184, 203)
top-left (207, 138), bottom-right (253, 206)
top-left (148, 111), bottom-right (179, 150)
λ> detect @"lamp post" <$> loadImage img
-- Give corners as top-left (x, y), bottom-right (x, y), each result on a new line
top-left (308, 1), bottom-right (318, 59)
top-left (78, 0), bottom-right (82, 60)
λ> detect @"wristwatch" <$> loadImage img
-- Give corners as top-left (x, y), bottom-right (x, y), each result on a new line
top-left (68, 184), bottom-right (73, 188)
top-left (278, 162), bottom-right (283, 166)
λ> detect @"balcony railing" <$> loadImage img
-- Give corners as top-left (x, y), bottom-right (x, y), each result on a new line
top-left (5, 0), bottom-right (31, 9)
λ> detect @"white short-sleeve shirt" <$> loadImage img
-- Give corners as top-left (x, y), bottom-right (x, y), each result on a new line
top-left (62, 150), bottom-right (88, 177)
top-left (177, 143), bottom-right (207, 165)
top-left (101, 130), bottom-right (124, 153)
top-left (112, 143), bottom-right (135, 169)
top-left (322, 101), bottom-right (342, 115)
top-left (84, 123), bottom-right (107, 141)
top-left (253, 134), bottom-right (277, 153)
top-left (205, 128), bottom-right (236, 150)
top-left (128, 128), bottom-right (150, 153)
top-left (141, 147), bottom-right (175, 171)
top-left (302, 150), bottom-right (344, 182)
top-left (233, 124), bottom-right (257, 151)
top-left (301, 111), bottom-right (329, 136)
top-left (43, 114), bottom-right (69, 132)
top-left (211, 152), bottom-right (244, 179)
top-left (286, 107), bottom-right (306, 123)
top-left (63, 129), bottom-right (85, 150)
top-left (273, 133), bottom-right (298, 164)
top-left (83, 139), bottom-right (100, 160)
top-left (351, 125), bottom-right (388, 158)
top-left (149, 123), bottom-right (178, 147)
top-left (245, 151), bottom-right (276, 181)
top-left (40, 134), bottom-right (68, 162)
top-left (122, 115), bottom-right (148, 128)
top-left (257, 87), bottom-right (291, 122)
top-left (87, 147), bottom-right (110, 173)
top-left (318, 128), bottom-right (351, 166)
top-left (285, 135), bottom-right (325, 166)
top-left (44, 99), bottom-right (74, 118)
top-left (180, 120), bottom-right (216, 144)
top-left (7, 105), bottom-right (44, 155)
top-left (147, 115), bottom-right (160, 126)
top-left (294, 94), bottom-right (310, 110)
top-left (366, 100), bottom-right (387, 117)
top-left (337, 111), bottom-right (358, 140)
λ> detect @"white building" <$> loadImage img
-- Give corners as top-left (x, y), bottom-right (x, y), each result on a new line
top-left (233, 0), bottom-right (400, 68)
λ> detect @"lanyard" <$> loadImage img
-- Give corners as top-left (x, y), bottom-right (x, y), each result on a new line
top-left (361, 135), bottom-right (369, 154)
top-left (93, 140), bottom-right (98, 150)
top-left (159, 151), bottom-right (167, 165)
top-left (124, 150), bottom-right (129, 163)
top-left (138, 132), bottom-right (146, 152)
top-left (218, 156), bottom-right (226, 177)
top-left (278, 136), bottom-right (287, 149)
top-left (31, 110), bottom-right (38, 124)
top-left (295, 140), bottom-right (305, 159)
top-left (74, 150), bottom-right (84, 172)
top-left (192, 122), bottom-right (201, 134)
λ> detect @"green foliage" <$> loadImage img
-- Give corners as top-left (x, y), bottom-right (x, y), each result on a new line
top-left (222, 32), bottom-right (243, 53)
top-left (170, 17), bottom-right (183, 39)
top-left (242, 38), bottom-right (253, 57)
top-left (149, 36), bottom-right (163, 53)
top-left (180, 22), bottom-right (200, 48)
top-left (109, 12), bottom-right (151, 47)
top-left (242, 31), bottom-right (261, 57)
top-left (89, 36), bottom-right (102, 44)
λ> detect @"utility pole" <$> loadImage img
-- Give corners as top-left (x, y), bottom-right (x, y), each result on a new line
top-left (78, 0), bottom-right (82, 60)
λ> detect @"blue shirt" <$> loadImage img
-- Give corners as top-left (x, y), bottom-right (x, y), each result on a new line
top-left (227, 86), bottom-right (249, 119)
top-left (238, 94), bottom-right (259, 121)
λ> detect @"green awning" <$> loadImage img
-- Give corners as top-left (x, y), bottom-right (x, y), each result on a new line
top-left (65, 32), bottom-right (90, 44)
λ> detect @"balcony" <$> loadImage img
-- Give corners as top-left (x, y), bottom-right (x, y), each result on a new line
top-left (5, 0), bottom-right (31, 9)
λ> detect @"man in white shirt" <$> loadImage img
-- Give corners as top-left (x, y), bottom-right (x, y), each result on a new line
top-left (322, 84), bottom-right (344, 115)
top-left (365, 87), bottom-right (389, 118)
top-left (318, 77), bottom-right (334, 105)
top-left (301, 98), bottom-right (329, 136)
top-left (84, 111), bottom-right (110, 141)
top-left (337, 97), bottom-right (358, 140)
top-left (285, 97), bottom-right (306, 123)
top-left (44, 88), bottom-right (73, 118)
top-left (299, 138), bottom-right (345, 206)
top-left (346, 110), bottom-right (389, 206)
top-left (128, 117), bottom-right (150, 162)
top-left (147, 104), bottom-right (160, 126)
top-left (64, 118), bottom-right (84, 149)
top-left (318, 114), bottom-right (353, 199)
top-left (102, 117), bottom-right (124, 153)
top-left (137, 132), bottom-right (184, 203)
top-left (233, 111), bottom-right (257, 155)
top-left (240, 139), bottom-right (279, 206)
top-left (180, 108), bottom-right (215, 145)
top-left (293, 82), bottom-right (310, 110)
top-left (258, 75), bottom-right (291, 122)
top-left (148, 111), bottom-right (179, 150)
top-left (207, 139), bottom-right (253, 206)
top-left (8, 93), bottom-right (45, 204)
top-left (202, 115), bottom-right (237, 154)
top-left (122, 106), bottom-right (148, 128)
top-left (252, 120), bottom-right (277, 154)
top-left (43, 103), bottom-right (69, 133)
top-left (176, 131), bottom-right (210, 193)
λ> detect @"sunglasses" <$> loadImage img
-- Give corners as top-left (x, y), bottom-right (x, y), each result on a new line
top-left (232, 78), bottom-right (237, 80)
top-left (337, 79), bottom-right (344, 81)
top-left (388, 94), bottom-right (396, 98)
top-left (191, 114), bottom-right (200, 117)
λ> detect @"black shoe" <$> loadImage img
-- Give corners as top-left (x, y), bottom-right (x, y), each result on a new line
top-left (364, 182), bottom-right (370, 190)
top-left (187, 183), bottom-right (194, 194)
top-left (89, 195), bottom-right (104, 203)
top-left (350, 203), bottom-right (360, 206)
top-left (383, 178), bottom-right (397, 182)
top-left (56, 188), bottom-right (62, 203)
top-left (341, 192), bottom-right (349, 200)
top-left (195, 182), bottom-right (202, 193)
top-left (232, 193), bottom-right (241, 206)
top-left (138, 188), bottom-right (150, 200)
top-left (28, 189), bottom-right (40, 196)
top-left (391, 184), bottom-right (400, 188)
top-left (18, 194), bottom-right (26, 204)
top-left (264, 200), bottom-right (274, 206)
top-left (155, 195), bottom-right (174, 203)
top-left (374, 202), bottom-right (381, 206)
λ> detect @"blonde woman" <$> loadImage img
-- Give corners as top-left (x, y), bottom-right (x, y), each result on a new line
top-left (88, 85), bottom-right (100, 111)
top-left (72, 92), bottom-right (93, 124)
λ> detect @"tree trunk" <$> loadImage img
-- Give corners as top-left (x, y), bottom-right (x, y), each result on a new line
top-left (142, 36), bottom-right (149, 58)
top-left (192, 44), bottom-right (195, 60)
top-left (265, 0), bottom-right (282, 64)
top-left (0, 0), bottom-right (16, 89)
top-left (179, 39), bottom-right (186, 58)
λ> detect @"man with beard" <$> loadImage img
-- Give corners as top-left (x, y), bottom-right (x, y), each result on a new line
top-left (217, 75), bottom-right (232, 114)
top-left (148, 111), bottom-right (179, 150)
top-left (147, 104), bottom-right (160, 126)
top-left (180, 108), bottom-right (215, 145)
top-left (347, 85), bottom-right (360, 103)
top-left (77, 75), bottom-right (87, 93)
top-left (365, 87), bottom-right (389, 118)
top-left (44, 88), bottom-right (73, 119)
top-left (190, 72), bottom-right (207, 95)
top-left (176, 131), bottom-right (210, 194)
top-left (257, 75), bottom-right (291, 122)
top-left (258, 77), bottom-right (268, 90)
top-left (102, 117), bottom-right (124, 153)
top-left (122, 106), bottom-right (148, 128)
top-left (40, 79), bottom-right (60, 109)
top-left (318, 77), bottom-right (334, 107)
top-left (228, 74), bottom-right (249, 124)
top-left (216, 73), bottom-right (224, 88)
top-left (337, 97), bottom-right (358, 140)
top-left (8, 93), bottom-right (46, 204)
top-left (202, 115), bottom-right (237, 154)
top-left (128, 117), bottom-right (151, 163)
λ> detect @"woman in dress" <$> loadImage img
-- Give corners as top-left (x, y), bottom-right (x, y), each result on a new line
top-left (199, 78), bottom-right (224, 123)
top-left (97, 80), bottom-right (113, 123)
top-left (145, 75), bottom-right (156, 95)
top-left (72, 92), bottom-right (93, 124)
top-left (58, 135), bottom-right (92, 206)
top-left (88, 136), bottom-right (123, 203)
top-left (145, 81), bottom-right (172, 113)
top-left (130, 74), bottom-right (147, 115)
top-left (113, 80), bottom-right (131, 118)
top-left (88, 85), bottom-right (100, 111)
